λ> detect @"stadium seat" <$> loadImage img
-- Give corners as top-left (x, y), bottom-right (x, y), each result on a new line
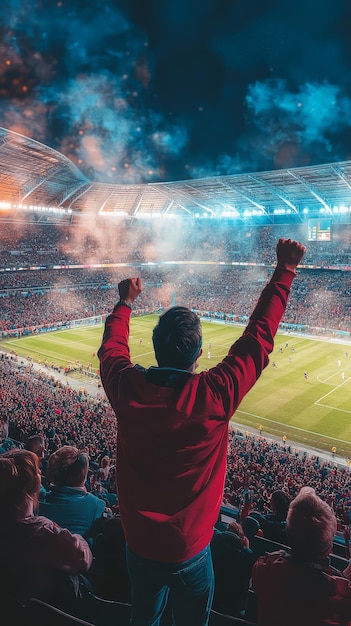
top-left (3, 597), bottom-right (96, 626)
top-left (210, 608), bottom-right (257, 625)
top-left (250, 533), bottom-right (349, 574)
top-left (243, 589), bottom-right (258, 624)
top-left (60, 593), bottom-right (132, 626)
top-left (329, 552), bottom-right (349, 572)
top-left (249, 534), bottom-right (290, 557)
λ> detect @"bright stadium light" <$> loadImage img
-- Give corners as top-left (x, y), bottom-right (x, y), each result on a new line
top-left (0, 200), bottom-right (71, 215)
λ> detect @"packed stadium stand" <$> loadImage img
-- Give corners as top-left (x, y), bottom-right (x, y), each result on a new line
top-left (1, 128), bottom-right (351, 624)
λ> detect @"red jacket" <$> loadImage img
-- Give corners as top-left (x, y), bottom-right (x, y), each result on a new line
top-left (252, 550), bottom-right (351, 626)
top-left (98, 266), bottom-right (295, 562)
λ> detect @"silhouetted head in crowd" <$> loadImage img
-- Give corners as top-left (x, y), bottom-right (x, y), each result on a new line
top-left (0, 449), bottom-right (41, 521)
top-left (287, 486), bottom-right (337, 562)
top-left (270, 490), bottom-right (290, 521)
top-left (152, 306), bottom-right (203, 371)
top-left (0, 420), bottom-right (9, 441)
top-left (26, 434), bottom-right (45, 460)
top-left (241, 515), bottom-right (260, 540)
top-left (47, 445), bottom-right (89, 488)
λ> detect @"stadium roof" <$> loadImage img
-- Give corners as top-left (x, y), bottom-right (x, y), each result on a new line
top-left (1, 126), bottom-right (351, 224)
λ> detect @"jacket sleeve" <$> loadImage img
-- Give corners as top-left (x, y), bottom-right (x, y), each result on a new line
top-left (98, 302), bottom-right (133, 403)
top-left (205, 266), bottom-right (296, 419)
top-left (35, 518), bottom-right (93, 574)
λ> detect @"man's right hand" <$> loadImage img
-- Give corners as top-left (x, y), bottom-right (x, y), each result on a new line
top-left (276, 238), bottom-right (306, 272)
top-left (118, 277), bottom-right (142, 304)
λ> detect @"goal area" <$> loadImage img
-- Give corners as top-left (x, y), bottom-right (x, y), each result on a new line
top-left (69, 315), bottom-right (103, 329)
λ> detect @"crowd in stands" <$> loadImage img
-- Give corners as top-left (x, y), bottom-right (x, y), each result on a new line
top-left (224, 429), bottom-right (351, 528)
top-left (1, 266), bottom-right (351, 334)
top-left (2, 220), bottom-right (351, 268)
top-left (2, 221), bottom-right (351, 623)
top-left (1, 346), bottom-right (351, 622)
top-left (1, 220), bottom-right (351, 336)
top-left (0, 354), bottom-right (117, 460)
top-left (1, 351), bottom-right (351, 532)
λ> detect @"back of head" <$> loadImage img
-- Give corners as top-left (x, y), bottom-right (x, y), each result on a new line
top-left (241, 515), bottom-right (260, 540)
top-left (287, 486), bottom-right (337, 561)
top-left (47, 445), bottom-right (89, 488)
top-left (270, 490), bottom-right (290, 520)
top-left (152, 306), bottom-right (202, 369)
top-left (0, 420), bottom-right (9, 440)
top-left (0, 449), bottom-right (40, 520)
top-left (26, 434), bottom-right (45, 459)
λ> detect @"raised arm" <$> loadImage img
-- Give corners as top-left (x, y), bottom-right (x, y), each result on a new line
top-left (207, 238), bottom-right (306, 417)
top-left (276, 238), bottom-right (306, 273)
top-left (98, 277), bottom-right (142, 397)
top-left (118, 277), bottom-right (142, 305)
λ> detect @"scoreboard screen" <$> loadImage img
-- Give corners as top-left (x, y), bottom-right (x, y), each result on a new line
top-left (307, 218), bottom-right (331, 242)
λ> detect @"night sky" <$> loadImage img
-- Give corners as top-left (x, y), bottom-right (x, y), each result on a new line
top-left (1, 0), bottom-right (351, 184)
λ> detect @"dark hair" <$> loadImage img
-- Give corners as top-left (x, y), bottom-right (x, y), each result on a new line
top-left (270, 490), bottom-right (290, 521)
top-left (26, 434), bottom-right (45, 455)
top-left (241, 515), bottom-right (260, 539)
top-left (152, 306), bottom-right (202, 369)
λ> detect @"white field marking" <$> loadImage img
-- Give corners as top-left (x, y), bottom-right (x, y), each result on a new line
top-left (134, 350), bottom-right (155, 358)
top-left (314, 377), bottom-right (350, 404)
top-left (317, 363), bottom-right (351, 385)
top-left (314, 377), bottom-right (351, 414)
top-left (315, 402), bottom-right (351, 415)
top-left (317, 372), bottom-right (347, 386)
top-left (236, 409), bottom-right (351, 445)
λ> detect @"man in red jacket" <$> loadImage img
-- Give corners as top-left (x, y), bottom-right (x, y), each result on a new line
top-left (98, 238), bottom-right (306, 626)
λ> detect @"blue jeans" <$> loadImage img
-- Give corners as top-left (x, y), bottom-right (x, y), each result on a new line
top-left (126, 544), bottom-right (214, 626)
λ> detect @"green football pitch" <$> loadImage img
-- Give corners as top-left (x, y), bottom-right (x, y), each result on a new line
top-left (2, 314), bottom-right (351, 458)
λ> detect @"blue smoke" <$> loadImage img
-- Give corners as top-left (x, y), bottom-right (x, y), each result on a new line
top-left (246, 79), bottom-right (351, 152)
top-left (0, 1), bottom-right (351, 182)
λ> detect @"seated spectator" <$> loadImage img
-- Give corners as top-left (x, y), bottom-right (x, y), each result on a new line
top-left (250, 489), bottom-right (290, 544)
top-left (26, 433), bottom-right (47, 499)
top-left (0, 449), bottom-right (92, 603)
top-left (89, 471), bottom-right (114, 509)
top-left (241, 515), bottom-right (263, 544)
top-left (211, 520), bottom-right (256, 617)
top-left (85, 515), bottom-right (131, 602)
top-left (252, 486), bottom-right (351, 626)
top-left (39, 445), bottom-right (105, 537)
top-left (0, 419), bottom-right (21, 454)
top-left (97, 455), bottom-right (111, 483)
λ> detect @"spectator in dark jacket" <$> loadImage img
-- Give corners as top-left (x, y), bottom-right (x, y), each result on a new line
top-left (252, 486), bottom-right (351, 626)
top-left (0, 449), bottom-right (92, 603)
top-left (211, 520), bottom-right (256, 616)
top-left (250, 489), bottom-right (290, 544)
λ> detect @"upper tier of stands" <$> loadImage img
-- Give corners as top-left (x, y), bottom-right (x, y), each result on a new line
top-left (1, 221), bottom-right (351, 268)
